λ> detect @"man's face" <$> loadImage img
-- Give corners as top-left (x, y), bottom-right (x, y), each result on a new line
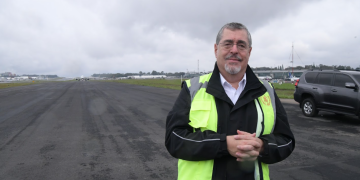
top-left (214, 28), bottom-right (252, 76)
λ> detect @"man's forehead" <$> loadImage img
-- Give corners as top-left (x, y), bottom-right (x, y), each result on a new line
top-left (221, 29), bottom-right (248, 42)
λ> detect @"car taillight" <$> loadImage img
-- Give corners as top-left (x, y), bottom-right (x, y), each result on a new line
top-left (295, 79), bottom-right (300, 87)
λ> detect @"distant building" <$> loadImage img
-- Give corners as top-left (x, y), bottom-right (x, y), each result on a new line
top-left (14, 76), bottom-right (29, 80)
top-left (252, 69), bottom-right (306, 79)
top-left (128, 75), bottom-right (167, 79)
top-left (1, 72), bottom-right (14, 77)
top-left (253, 64), bottom-right (358, 80)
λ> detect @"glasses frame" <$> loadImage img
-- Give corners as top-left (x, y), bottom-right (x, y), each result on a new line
top-left (219, 41), bottom-right (249, 51)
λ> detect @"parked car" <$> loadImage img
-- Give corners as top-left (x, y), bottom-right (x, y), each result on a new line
top-left (293, 69), bottom-right (360, 119)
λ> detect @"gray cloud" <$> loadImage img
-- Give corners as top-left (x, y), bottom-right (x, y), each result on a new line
top-left (1, 0), bottom-right (359, 77)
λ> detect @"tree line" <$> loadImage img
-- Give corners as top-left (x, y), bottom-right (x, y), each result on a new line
top-left (253, 64), bottom-right (359, 71)
top-left (93, 64), bottom-right (360, 78)
top-left (92, 70), bottom-right (185, 78)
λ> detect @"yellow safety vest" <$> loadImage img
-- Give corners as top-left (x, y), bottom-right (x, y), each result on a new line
top-left (178, 73), bottom-right (276, 180)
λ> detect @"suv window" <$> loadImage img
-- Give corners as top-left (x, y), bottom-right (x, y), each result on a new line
top-left (305, 72), bottom-right (318, 83)
top-left (317, 73), bottom-right (332, 85)
top-left (334, 74), bottom-right (354, 87)
top-left (353, 75), bottom-right (360, 84)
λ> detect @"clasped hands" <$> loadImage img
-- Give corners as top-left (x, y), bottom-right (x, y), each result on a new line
top-left (227, 130), bottom-right (264, 162)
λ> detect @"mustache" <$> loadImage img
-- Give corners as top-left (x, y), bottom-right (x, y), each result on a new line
top-left (225, 54), bottom-right (242, 61)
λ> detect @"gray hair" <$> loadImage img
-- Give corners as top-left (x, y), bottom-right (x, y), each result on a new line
top-left (216, 22), bottom-right (252, 48)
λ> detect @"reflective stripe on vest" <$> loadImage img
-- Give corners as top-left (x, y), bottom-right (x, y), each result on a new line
top-left (178, 73), bottom-right (275, 180)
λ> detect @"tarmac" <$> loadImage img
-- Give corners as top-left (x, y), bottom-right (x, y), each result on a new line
top-left (280, 98), bottom-right (298, 105)
top-left (0, 81), bottom-right (359, 180)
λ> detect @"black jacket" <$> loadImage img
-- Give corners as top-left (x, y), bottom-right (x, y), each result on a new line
top-left (165, 63), bottom-right (295, 180)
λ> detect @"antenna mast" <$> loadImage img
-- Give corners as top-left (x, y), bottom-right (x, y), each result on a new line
top-left (198, 59), bottom-right (199, 74)
top-left (291, 43), bottom-right (294, 76)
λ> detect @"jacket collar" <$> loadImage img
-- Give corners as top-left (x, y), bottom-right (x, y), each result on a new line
top-left (206, 63), bottom-right (267, 109)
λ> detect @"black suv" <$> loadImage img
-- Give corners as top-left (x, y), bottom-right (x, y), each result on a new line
top-left (294, 70), bottom-right (360, 119)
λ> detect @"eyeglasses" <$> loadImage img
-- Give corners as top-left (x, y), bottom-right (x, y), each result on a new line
top-left (219, 42), bottom-right (248, 51)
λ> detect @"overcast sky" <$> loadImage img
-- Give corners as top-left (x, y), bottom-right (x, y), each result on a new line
top-left (0, 0), bottom-right (359, 77)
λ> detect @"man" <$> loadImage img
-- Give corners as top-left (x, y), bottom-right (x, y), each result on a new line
top-left (165, 22), bottom-right (295, 180)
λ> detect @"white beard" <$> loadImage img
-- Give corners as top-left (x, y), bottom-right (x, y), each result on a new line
top-left (225, 63), bottom-right (241, 75)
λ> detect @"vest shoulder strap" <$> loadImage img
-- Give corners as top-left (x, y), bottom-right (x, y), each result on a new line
top-left (186, 73), bottom-right (212, 102)
top-left (259, 79), bottom-right (276, 132)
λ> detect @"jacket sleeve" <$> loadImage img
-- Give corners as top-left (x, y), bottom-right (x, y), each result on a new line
top-left (165, 81), bottom-right (228, 161)
top-left (258, 90), bottom-right (295, 164)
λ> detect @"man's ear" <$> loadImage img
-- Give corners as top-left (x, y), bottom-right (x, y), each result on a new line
top-left (214, 44), bottom-right (218, 58)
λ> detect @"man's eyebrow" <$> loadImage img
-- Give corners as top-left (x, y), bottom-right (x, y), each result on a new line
top-left (236, 40), bottom-right (247, 45)
top-left (222, 40), bottom-right (234, 43)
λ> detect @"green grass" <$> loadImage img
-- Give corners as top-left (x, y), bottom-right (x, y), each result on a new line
top-left (274, 89), bottom-right (295, 99)
top-left (0, 80), bottom-right (65, 89)
top-left (106, 79), bottom-right (185, 90)
top-left (107, 79), bottom-right (296, 99)
top-left (0, 81), bottom-right (40, 89)
top-left (272, 83), bottom-right (296, 90)
top-left (1, 79), bottom-right (295, 99)
top-left (272, 83), bottom-right (296, 99)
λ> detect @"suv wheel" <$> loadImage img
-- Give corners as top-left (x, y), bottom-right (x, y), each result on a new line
top-left (301, 98), bottom-right (319, 117)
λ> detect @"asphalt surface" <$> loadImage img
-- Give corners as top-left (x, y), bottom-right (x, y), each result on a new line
top-left (0, 81), bottom-right (359, 180)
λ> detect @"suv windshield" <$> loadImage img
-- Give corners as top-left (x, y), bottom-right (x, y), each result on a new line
top-left (353, 75), bottom-right (360, 84)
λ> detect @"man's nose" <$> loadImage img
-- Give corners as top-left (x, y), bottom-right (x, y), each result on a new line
top-left (230, 44), bottom-right (238, 53)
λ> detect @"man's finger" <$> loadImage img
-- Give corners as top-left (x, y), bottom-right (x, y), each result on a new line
top-left (234, 135), bottom-right (257, 141)
top-left (235, 150), bottom-right (259, 161)
top-left (237, 130), bottom-right (256, 137)
top-left (236, 147), bottom-right (260, 157)
top-left (235, 152), bottom-right (251, 159)
top-left (235, 140), bottom-right (261, 149)
top-left (237, 130), bottom-right (252, 135)
top-left (236, 145), bottom-right (254, 151)
top-left (234, 135), bottom-right (253, 140)
top-left (235, 152), bottom-right (258, 161)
